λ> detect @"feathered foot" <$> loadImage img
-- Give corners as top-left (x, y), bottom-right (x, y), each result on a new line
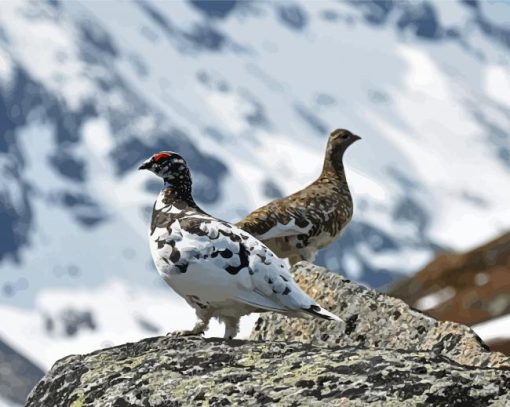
top-left (222, 316), bottom-right (240, 340)
top-left (167, 314), bottom-right (210, 337)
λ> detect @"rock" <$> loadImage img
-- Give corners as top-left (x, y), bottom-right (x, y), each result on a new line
top-left (27, 336), bottom-right (510, 406)
top-left (250, 261), bottom-right (510, 369)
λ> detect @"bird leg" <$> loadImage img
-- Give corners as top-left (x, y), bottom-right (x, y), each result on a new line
top-left (222, 316), bottom-right (240, 340)
top-left (168, 311), bottom-right (211, 337)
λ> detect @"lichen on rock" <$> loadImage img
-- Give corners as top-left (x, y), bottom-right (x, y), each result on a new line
top-left (27, 336), bottom-right (510, 406)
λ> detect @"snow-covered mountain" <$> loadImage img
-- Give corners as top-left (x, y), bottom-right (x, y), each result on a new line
top-left (1, 0), bottom-right (509, 402)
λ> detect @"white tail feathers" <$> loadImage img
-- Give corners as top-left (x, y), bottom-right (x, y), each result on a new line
top-left (304, 304), bottom-right (343, 322)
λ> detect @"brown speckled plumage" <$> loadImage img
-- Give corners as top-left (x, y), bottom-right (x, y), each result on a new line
top-left (237, 128), bottom-right (360, 265)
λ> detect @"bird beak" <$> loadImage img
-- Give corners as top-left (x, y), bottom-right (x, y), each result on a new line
top-left (138, 161), bottom-right (151, 170)
top-left (352, 135), bottom-right (361, 142)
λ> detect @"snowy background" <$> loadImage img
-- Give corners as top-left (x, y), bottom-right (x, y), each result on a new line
top-left (1, 0), bottom-right (510, 404)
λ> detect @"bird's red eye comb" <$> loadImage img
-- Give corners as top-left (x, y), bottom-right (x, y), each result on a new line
top-left (153, 152), bottom-right (171, 162)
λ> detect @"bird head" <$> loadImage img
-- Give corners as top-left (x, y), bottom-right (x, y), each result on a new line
top-left (138, 151), bottom-right (191, 184)
top-left (325, 128), bottom-right (361, 170)
top-left (329, 128), bottom-right (361, 149)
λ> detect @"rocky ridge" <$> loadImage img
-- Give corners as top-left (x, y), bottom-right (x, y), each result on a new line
top-left (26, 262), bottom-right (510, 406)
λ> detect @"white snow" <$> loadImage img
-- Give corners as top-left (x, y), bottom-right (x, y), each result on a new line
top-left (343, 254), bottom-right (363, 280)
top-left (0, 280), bottom-right (256, 370)
top-left (474, 272), bottom-right (490, 287)
top-left (0, 395), bottom-right (19, 407)
top-left (0, 1), bottom-right (95, 110)
top-left (472, 314), bottom-right (510, 342)
top-left (0, 47), bottom-right (13, 84)
top-left (414, 287), bottom-right (456, 311)
top-left (479, 1), bottom-right (510, 27)
top-left (434, 0), bottom-right (474, 28)
top-left (485, 66), bottom-right (510, 108)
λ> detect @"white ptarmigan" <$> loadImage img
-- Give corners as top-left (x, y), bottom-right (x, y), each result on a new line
top-left (139, 151), bottom-right (342, 339)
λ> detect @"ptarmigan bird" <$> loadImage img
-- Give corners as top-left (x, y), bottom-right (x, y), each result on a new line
top-left (237, 128), bottom-right (360, 265)
top-left (139, 151), bottom-right (342, 339)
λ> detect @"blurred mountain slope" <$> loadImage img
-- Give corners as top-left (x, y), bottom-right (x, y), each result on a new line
top-left (0, 1), bottom-right (510, 399)
top-left (390, 231), bottom-right (510, 354)
top-left (0, 337), bottom-right (43, 406)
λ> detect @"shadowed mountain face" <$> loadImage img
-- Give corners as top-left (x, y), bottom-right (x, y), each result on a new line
top-left (0, 338), bottom-right (44, 405)
top-left (391, 232), bottom-right (510, 326)
top-left (390, 232), bottom-right (510, 355)
top-left (1, 0), bottom-right (510, 401)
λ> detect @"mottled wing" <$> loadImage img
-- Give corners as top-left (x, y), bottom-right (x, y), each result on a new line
top-left (236, 200), bottom-right (312, 241)
top-left (152, 215), bottom-right (249, 276)
top-left (235, 233), bottom-right (342, 321)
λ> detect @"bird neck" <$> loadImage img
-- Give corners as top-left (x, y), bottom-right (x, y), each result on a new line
top-left (321, 151), bottom-right (347, 182)
top-left (162, 178), bottom-right (196, 208)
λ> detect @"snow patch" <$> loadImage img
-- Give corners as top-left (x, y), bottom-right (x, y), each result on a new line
top-left (0, 47), bottom-right (13, 84)
top-left (474, 272), bottom-right (490, 287)
top-left (0, 394), bottom-right (19, 407)
top-left (343, 254), bottom-right (363, 280)
top-left (472, 314), bottom-right (510, 342)
top-left (485, 66), bottom-right (510, 108)
top-left (0, 1), bottom-right (95, 110)
top-left (414, 287), bottom-right (456, 311)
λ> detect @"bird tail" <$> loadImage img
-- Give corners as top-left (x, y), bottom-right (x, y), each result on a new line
top-left (303, 304), bottom-right (343, 322)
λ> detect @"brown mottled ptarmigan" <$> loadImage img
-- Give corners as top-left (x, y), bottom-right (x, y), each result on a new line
top-left (236, 128), bottom-right (360, 265)
top-left (139, 151), bottom-right (342, 339)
